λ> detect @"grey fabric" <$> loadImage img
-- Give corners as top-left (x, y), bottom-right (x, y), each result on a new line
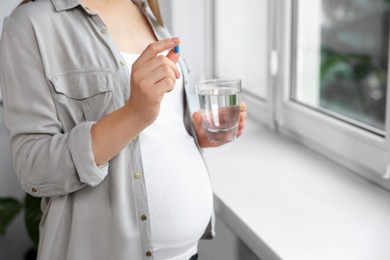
top-left (0, 0), bottom-right (214, 259)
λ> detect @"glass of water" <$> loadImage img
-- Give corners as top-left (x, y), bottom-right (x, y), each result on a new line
top-left (195, 79), bottom-right (242, 142)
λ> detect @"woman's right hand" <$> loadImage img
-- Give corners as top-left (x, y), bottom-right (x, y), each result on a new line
top-left (126, 37), bottom-right (181, 127)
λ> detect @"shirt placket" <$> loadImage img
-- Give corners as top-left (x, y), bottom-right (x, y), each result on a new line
top-left (130, 140), bottom-right (154, 259)
top-left (84, 9), bottom-right (154, 260)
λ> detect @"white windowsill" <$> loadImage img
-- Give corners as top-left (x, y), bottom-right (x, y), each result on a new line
top-left (204, 119), bottom-right (390, 260)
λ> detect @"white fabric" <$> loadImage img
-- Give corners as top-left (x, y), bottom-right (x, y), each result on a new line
top-left (121, 52), bottom-right (213, 260)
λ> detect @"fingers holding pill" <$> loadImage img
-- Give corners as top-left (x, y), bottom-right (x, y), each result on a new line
top-left (127, 38), bottom-right (182, 126)
top-left (166, 45), bottom-right (180, 64)
top-left (137, 37), bottom-right (180, 63)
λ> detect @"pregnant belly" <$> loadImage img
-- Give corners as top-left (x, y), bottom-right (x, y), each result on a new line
top-left (140, 135), bottom-right (213, 258)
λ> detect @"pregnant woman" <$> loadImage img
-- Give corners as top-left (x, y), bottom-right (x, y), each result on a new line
top-left (0, 0), bottom-right (247, 259)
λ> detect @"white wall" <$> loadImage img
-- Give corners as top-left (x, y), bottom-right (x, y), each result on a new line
top-left (166, 0), bottom-right (214, 83)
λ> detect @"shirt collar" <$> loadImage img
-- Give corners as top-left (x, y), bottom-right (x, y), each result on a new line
top-left (50, 0), bottom-right (146, 12)
top-left (50, 0), bottom-right (80, 12)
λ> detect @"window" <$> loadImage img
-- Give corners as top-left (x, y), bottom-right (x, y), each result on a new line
top-left (213, 0), bottom-right (274, 127)
top-left (276, 0), bottom-right (390, 190)
top-left (214, 0), bottom-right (269, 99)
top-left (174, 0), bottom-right (390, 190)
top-left (293, 0), bottom-right (389, 134)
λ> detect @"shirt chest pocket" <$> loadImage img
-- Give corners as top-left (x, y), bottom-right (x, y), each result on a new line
top-left (48, 71), bottom-right (114, 131)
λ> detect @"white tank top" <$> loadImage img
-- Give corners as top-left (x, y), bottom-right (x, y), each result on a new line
top-left (121, 52), bottom-right (213, 260)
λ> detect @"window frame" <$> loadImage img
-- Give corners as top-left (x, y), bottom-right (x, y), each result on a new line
top-left (274, 0), bottom-right (390, 191)
top-left (212, 0), bottom-right (276, 130)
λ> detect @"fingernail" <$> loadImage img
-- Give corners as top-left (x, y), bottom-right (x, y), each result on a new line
top-left (171, 37), bottom-right (180, 43)
top-left (174, 45), bottom-right (180, 53)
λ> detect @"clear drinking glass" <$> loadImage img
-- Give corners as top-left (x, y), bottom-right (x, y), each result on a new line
top-left (196, 79), bottom-right (242, 142)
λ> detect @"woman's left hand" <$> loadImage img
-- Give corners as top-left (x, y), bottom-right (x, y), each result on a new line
top-left (192, 102), bottom-right (247, 148)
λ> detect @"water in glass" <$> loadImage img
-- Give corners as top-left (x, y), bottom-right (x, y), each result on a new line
top-left (197, 87), bottom-right (240, 142)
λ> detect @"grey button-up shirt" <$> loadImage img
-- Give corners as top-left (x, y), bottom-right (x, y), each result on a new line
top-left (0, 0), bottom-right (214, 259)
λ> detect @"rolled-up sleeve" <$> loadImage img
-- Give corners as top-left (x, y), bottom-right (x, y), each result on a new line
top-left (0, 16), bottom-right (108, 197)
top-left (68, 121), bottom-right (109, 186)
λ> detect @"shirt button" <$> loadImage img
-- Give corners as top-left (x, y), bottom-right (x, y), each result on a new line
top-left (140, 214), bottom-right (148, 221)
top-left (120, 60), bottom-right (126, 66)
top-left (31, 187), bottom-right (38, 193)
top-left (145, 250), bottom-right (153, 257)
top-left (101, 28), bottom-right (108, 35)
top-left (134, 172), bottom-right (142, 179)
